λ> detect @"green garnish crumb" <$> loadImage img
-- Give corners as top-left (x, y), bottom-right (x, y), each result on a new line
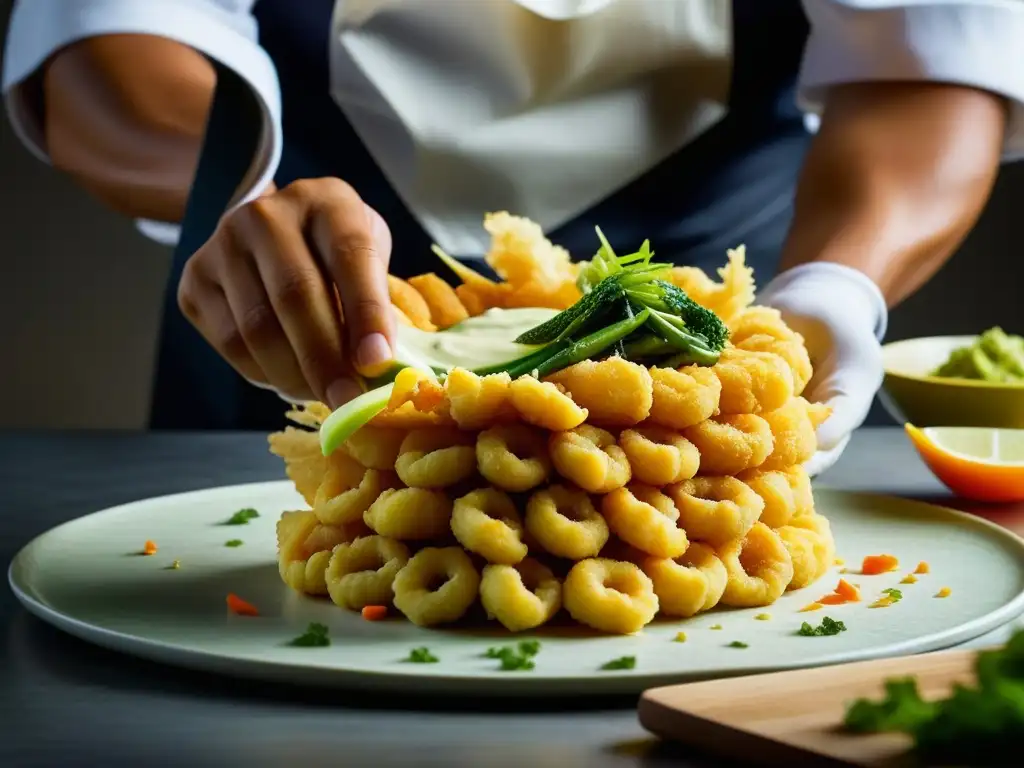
top-left (225, 539), bottom-right (244, 547)
top-left (709, 623), bottom-right (723, 630)
top-left (728, 641), bottom-right (749, 649)
top-left (601, 656), bottom-right (637, 671)
top-left (843, 628), bottom-right (1024, 762)
top-left (485, 640), bottom-right (541, 671)
top-left (674, 631), bottom-right (687, 643)
top-left (225, 508), bottom-right (259, 525)
top-left (754, 613), bottom-right (771, 621)
top-left (166, 559), bottom-right (181, 570)
top-left (882, 587), bottom-right (903, 602)
top-left (797, 616), bottom-right (847, 637)
top-left (406, 647), bottom-right (438, 663)
top-left (289, 622), bottom-right (330, 647)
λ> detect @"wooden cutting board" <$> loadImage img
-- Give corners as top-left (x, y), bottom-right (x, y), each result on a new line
top-left (638, 648), bottom-right (984, 767)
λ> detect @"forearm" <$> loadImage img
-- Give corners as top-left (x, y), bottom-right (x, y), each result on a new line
top-left (779, 82), bottom-right (1006, 307)
top-left (43, 34), bottom-right (215, 223)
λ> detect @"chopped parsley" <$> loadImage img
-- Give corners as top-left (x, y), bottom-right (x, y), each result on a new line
top-left (485, 640), bottom-right (541, 671)
top-left (843, 628), bottom-right (1024, 762)
top-left (674, 631), bottom-right (687, 643)
top-left (289, 622), bottom-right (330, 647)
top-left (797, 616), bottom-right (847, 637)
top-left (728, 641), bottom-right (749, 649)
top-left (601, 656), bottom-right (637, 671)
top-left (709, 623), bottom-right (723, 630)
top-left (224, 508), bottom-right (259, 525)
top-left (225, 539), bottom-right (244, 547)
top-left (882, 588), bottom-right (903, 602)
top-left (406, 647), bottom-right (439, 663)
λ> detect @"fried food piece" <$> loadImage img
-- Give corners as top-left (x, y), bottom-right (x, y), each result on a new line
top-left (394, 428), bottom-right (477, 488)
top-left (388, 274), bottom-right (436, 331)
top-left (483, 211), bottom-right (578, 290)
top-left (669, 246), bottom-right (755, 326)
top-left (667, 476), bottom-right (765, 546)
top-left (648, 365), bottom-right (722, 430)
top-left (777, 515), bottom-right (834, 590)
top-left (407, 273), bottom-right (469, 328)
top-left (550, 424), bottom-right (631, 493)
top-left (736, 467), bottom-right (799, 528)
top-left (277, 509), bottom-right (367, 595)
top-left (525, 484), bottom-right (609, 560)
top-left (546, 357), bottom-right (653, 427)
top-left (268, 426), bottom-right (328, 506)
top-left (342, 426), bottom-right (407, 470)
top-left (451, 488), bottom-right (528, 565)
top-left (393, 547), bottom-right (480, 626)
top-left (314, 461), bottom-right (399, 526)
top-left (563, 558), bottom-right (659, 634)
top-left (684, 413), bottom-right (774, 475)
top-left (760, 397), bottom-right (831, 470)
top-left (713, 346), bottom-right (794, 414)
top-left (601, 484), bottom-right (689, 559)
top-left (476, 423), bottom-right (552, 492)
top-left (480, 558), bottom-right (562, 632)
top-left (509, 376), bottom-right (588, 431)
top-left (364, 488), bottom-right (453, 540)
top-left (326, 535), bottom-right (410, 610)
top-left (719, 522), bottom-right (795, 607)
top-left (619, 425), bottom-right (700, 485)
top-left (445, 368), bottom-right (517, 429)
top-left (642, 543), bottom-right (728, 617)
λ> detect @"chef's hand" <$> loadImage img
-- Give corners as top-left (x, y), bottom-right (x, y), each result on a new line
top-left (177, 178), bottom-right (395, 408)
top-left (756, 263), bottom-right (888, 477)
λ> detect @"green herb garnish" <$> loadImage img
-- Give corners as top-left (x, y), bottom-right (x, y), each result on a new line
top-left (225, 539), bottom-right (244, 547)
top-left (289, 622), bottom-right (330, 647)
top-left (797, 616), bottom-right (847, 637)
top-left (882, 588), bottom-right (903, 602)
top-left (728, 641), bottom-right (749, 649)
top-left (843, 628), bottom-right (1024, 762)
top-left (224, 508), bottom-right (259, 525)
top-left (601, 656), bottom-right (637, 671)
top-left (485, 640), bottom-right (541, 671)
top-left (406, 647), bottom-right (439, 663)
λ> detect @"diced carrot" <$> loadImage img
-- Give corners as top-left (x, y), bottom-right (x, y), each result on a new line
top-left (861, 554), bottom-right (899, 575)
top-left (914, 561), bottom-right (931, 575)
top-left (834, 578), bottom-right (861, 602)
top-left (799, 602), bottom-right (823, 612)
top-left (818, 593), bottom-right (847, 605)
top-left (226, 593), bottom-right (260, 616)
top-left (935, 587), bottom-right (951, 598)
top-left (361, 604), bottom-right (388, 621)
top-left (142, 540), bottom-right (158, 556)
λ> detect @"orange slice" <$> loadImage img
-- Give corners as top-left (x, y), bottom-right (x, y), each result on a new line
top-left (905, 424), bottom-right (1024, 502)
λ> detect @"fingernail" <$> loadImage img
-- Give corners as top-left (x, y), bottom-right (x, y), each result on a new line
top-left (356, 333), bottom-right (392, 376)
top-left (326, 378), bottom-right (364, 409)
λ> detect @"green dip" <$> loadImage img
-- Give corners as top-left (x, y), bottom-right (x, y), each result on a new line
top-left (933, 327), bottom-right (1024, 383)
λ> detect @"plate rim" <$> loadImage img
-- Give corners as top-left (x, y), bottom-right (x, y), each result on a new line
top-left (9, 482), bottom-right (1024, 696)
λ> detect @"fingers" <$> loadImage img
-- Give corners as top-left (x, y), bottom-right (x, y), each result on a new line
top-left (299, 180), bottom-right (395, 377)
top-left (804, 434), bottom-right (850, 478)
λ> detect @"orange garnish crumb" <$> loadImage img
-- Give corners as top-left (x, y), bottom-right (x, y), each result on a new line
top-left (935, 587), bottom-right (951, 598)
top-left (799, 602), bottom-right (824, 612)
top-left (915, 561), bottom-right (930, 575)
top-left (361, 605), bottom-right (388, 621)
top-left (226, 593), bottom-right (259, 616)
top-left (901, 574), bottom-right (918, 585)
top-left (861, 554), bottom-right (899, 575)
top-left (817, 578), bottom-right (861, 605)
top-left (142, 540), bottom-right (158, 556)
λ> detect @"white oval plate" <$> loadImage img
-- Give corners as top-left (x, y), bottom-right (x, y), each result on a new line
top-left (9, 482), bottom-right (1024, 696)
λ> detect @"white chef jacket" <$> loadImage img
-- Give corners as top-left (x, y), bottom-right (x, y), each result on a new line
top-left (4, 0), bottom-right (1024, 256)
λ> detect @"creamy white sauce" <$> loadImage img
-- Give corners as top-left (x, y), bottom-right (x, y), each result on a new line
top-left (395, 307), bottom-right (558, 371)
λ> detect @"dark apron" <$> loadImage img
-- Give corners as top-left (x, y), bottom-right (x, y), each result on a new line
top-left (150, 0), bottom-right (812, 431)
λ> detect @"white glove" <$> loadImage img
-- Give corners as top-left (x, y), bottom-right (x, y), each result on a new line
top-left (756, 263), bottom-right (887, 477)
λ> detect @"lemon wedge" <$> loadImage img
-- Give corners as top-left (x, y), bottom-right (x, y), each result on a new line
top-left (905, 424), bottom-right (1024, 502)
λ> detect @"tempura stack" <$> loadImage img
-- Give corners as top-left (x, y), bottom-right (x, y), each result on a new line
top-left (268, 214), bottom-right (835, 635)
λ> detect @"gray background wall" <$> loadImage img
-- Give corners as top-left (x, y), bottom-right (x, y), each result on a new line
top-left (1, 1), bottom-right (1022, 430)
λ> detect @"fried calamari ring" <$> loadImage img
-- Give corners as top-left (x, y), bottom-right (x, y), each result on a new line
top-left (549, 424), bottom-right (631, 493)
top-left (667, 476), bottom-right (764, 546)
top-left (601, 484), bottom-right (689, 559)
top-left (784, 466), bottom-right (815, 517)
top-left (314, 466), bottom-right (398, 526)
top-left (735, 332), bottom-right (813, 396)
top-left (407, 272), bottom-right (469, 329)
top-left (451, 488), bottom-right (528, 565)
top-left (394, 428), bottom-right (477, 488)
top-left (325, 535), bottom-right (410, 609)
top-left (480, 558), bottom-right (561, 632)
top-left (545, 358), bottom-right (653, 427)
top-left (563, 558), bottom-right (659, 634)
top-left (364, 488), bottom-right (453, 540)
top-left (344, 426), bottom-right (407, 470)
top-left (641, 543), bottom-right (727, 617)
top-left (684, 414), bottom-right (774, 475)
top-left (619, 425), bottom-right (700, 485)
top-left (392, 546), bottom-right (480, 626)
top-left (476, 424), bottom-right (551, 492)
top-left (776, 519), bottom-right (833, 590)
top-left (524, 484), bottom-right (609, 560)
top-left (267, 426), bottom-right (327, 506)
top-left (760, 397), bottom-right (831, 470)
top-left (719, 522), bottom-right (795, 607)
top-left (713, 346), bottom-right (794, 414)
top-left (647, 365), bottom-right (722, 430)
top-left (509, 376), bottom-right (588, 431)
top-left (277, 510), bottom-right (366, 595)
top-left (736, 468), bottom-right (799, 528)
top-left (781, 513), bottom-right (835, 586)
top-left (388, 274), bottom-right (436, 331)
top-left (445, 368), bottom-right (517, 429)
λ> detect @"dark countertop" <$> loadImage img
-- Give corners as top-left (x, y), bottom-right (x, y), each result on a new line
top-left (2, 428), bottom-right (1021, 768)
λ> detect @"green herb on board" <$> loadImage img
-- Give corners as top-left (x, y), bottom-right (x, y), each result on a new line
top-left (728, 641), bottom-right (749, 649)
top-left (485, 640), bottom-right (541, 671)
top-left (797, 616), bottom-right (847, 637)
top-left (225, 539), bottom-right (244, 547)
top-left (224, 508), bottom-right (260, 525)
top-left (289, 622), bottom-right (330, 647)
top-left (881, 587), bottom-right (903, 602)
top-left (601, 656), bottom-right (636, 671)
top-left (406, 647), bottom-right (439, 664)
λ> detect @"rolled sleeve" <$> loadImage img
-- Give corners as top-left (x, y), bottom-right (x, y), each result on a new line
top-left (2, 0), bottom-right (283, 244)
top-left (799, 0), bottom-right (1024, 161)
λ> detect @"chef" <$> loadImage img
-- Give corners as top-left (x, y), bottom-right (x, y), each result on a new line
top-left (4, 0), bottom-right (1022, 474)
